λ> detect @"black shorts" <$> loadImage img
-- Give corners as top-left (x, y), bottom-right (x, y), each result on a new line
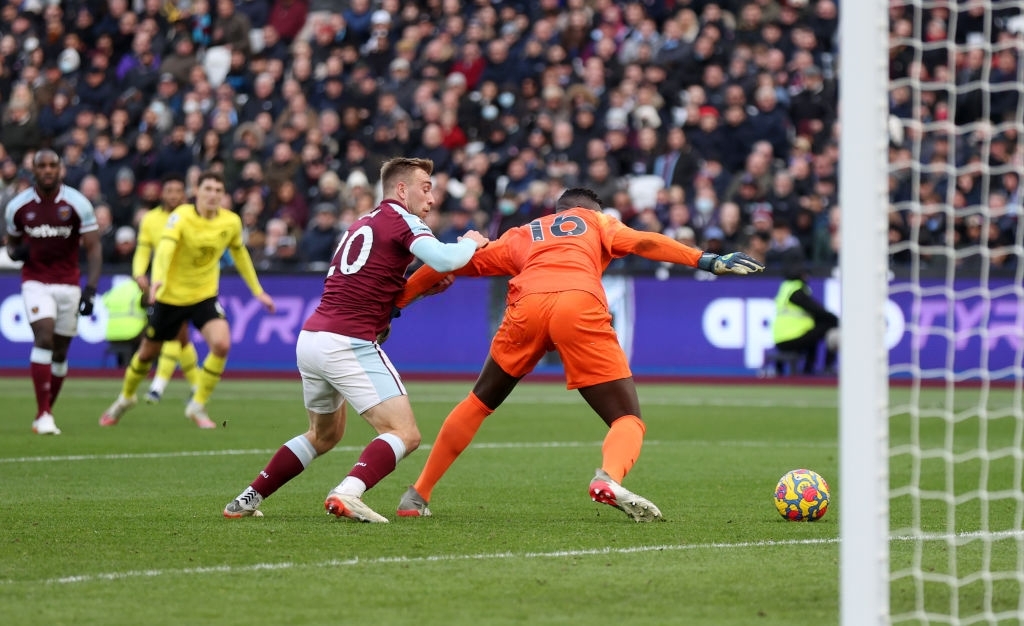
top-left (145, 297), bottom-right (225, 342)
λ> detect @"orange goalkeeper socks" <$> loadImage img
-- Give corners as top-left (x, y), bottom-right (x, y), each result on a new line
top-left (414, 392), bottom-right (493, 502)
top-left (601, 414), bottom-right (646, 483)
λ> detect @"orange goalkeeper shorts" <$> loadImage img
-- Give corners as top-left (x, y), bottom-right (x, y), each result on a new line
top-left (490, 290), bottom-right (631, 389)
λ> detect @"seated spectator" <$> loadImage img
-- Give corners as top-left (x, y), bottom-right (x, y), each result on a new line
top-left (38, 91), bottom-right (77, 141)
top-left (712, 202), bottom-right (744, 253)
top-left (766, 220), bottom-right (806, 268)
top-left (107, 226), bottom-right (138, 266)
top-left (299, 203), bottom-right (341, 268)
top-left (255, 217), bottom-right (301, 269)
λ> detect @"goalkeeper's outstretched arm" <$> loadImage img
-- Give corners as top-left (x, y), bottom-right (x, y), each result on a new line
top-left (609, 228), bottom-right (766, 275)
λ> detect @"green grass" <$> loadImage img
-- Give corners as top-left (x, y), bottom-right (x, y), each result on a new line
top-left (0, 378), bottom-right (1020, 625)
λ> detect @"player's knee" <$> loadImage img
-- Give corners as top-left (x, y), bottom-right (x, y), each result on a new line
top-left (400, 427), bottom-right (421, 454)
top-left (207, 339), bottom-right (230, 356)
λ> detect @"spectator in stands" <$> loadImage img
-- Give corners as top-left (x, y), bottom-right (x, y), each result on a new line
top-left (299, 203), bottom-right (341, 267)
top-left (0, 0), bottom-right (981, 278)
top-left (269, 179), bottom-right (309, 231)
top-left (154, 125), bottom-right (194, 178)
top-left (268, 0), bottom-right (309, 45)
top-left (109, 168), bottom-right (141, 228)
top-left (108, 225), bottom-right (138, 266)
top-left (212, 0), bottom-right (253, 53)
top-left (93, 203), bottom-right (117, 262)
top-left (0, 99), bottom-right (40, 164)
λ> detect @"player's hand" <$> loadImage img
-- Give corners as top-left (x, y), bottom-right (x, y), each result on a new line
top-left (257, 292), bottom-right (276, 313)
top-left (698, 252), bottom-right (765, 275)
top-left (134, 274), bottom-right (150, 295)
top-left (459, 230), bottom-right (489, 249)
top-left (8, 243), bottom-right (30, 261)
top-left (149, 281), bottom-right (162, 304)
top-left (78, 285), bottom-right (97, 316)
top-left (422, 274), bottom-right (455, 297)
top-left (376, 324), bottom-right (391, 345)
top-left (8, 242), bottom-right (29, 261)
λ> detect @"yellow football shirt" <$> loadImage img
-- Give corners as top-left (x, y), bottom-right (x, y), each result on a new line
top-left (131, 205), bottom-right (174, 279)
top-left (151, 204), bottom-right (264, 306)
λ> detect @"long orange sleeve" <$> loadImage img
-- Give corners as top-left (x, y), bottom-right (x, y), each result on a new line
top-left (395, 265), bottom-right (450, 309)
top-left (609, 227), bottom-right (704, 267)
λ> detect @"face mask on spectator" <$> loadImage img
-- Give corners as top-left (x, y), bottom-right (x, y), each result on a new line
top-left (499, 200), bottom-right (517, 215)
top-left (696, 198), bottom-right (714, 214)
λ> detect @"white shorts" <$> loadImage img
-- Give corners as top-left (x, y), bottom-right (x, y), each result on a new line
top-left (21, 280), bottom-right (82, 337)
top-left (295, 329), bottom-right (407, 414)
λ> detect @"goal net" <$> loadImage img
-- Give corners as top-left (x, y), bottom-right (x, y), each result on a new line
top-left (842, 0), bottom-right (1024, 623)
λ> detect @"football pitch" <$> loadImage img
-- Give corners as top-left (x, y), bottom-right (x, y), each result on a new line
top-left (1, 377), bottom-right (1019, 625)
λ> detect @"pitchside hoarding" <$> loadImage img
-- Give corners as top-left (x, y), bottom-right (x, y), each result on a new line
top-left (0, 273), bottom-right (1019, 377)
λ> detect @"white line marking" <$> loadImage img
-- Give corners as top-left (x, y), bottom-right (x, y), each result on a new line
top-left (9, 530), bottom-right (1023, 586)
top-left (0, 438), bottom-right (836, 464)
top-left (14, 538), bottom-right (842, 586)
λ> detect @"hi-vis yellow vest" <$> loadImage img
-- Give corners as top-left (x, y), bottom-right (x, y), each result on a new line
top-left (772, 279), bottom-right (815, 344)
top-left (102, 280), bottom-right (147, 341)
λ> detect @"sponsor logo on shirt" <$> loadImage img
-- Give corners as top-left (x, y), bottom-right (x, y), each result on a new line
top-left (24, 224), bottom-right (73, 238)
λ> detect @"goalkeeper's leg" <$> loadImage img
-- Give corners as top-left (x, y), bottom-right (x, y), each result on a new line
top-left (399, 354), bottom-right (524, 516)
top-left (409, 356), bottom-right (521, 504)
top-left (410, 392), bottom-right (493, 504)
top-left (578, 378), bottom-right (645, 482)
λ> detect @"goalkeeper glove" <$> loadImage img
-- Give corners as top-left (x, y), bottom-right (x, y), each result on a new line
top-left (78, 285), bottom-right (97, 316)
top-left (697, 252), bottom-right (765, 275)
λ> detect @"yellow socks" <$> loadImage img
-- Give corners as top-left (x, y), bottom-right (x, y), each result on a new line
top-left (178, 341), bottom-right (199, 388)
top-left (154, 340), bottom-right (181, 384)
top-left (193, 353), bottom-right (227, 405)
top-left (122, 353), bottom-right (153, 398)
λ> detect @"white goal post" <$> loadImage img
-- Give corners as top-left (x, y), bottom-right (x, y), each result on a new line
top-left (841, 1), bottom-right (1024, 624)
top-left (839, 0), bottom-right (890, 623)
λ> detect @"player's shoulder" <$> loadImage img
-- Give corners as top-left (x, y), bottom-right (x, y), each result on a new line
top-left (165, 204), bottom-right (194, 226)
top-left (139, 207), bottom-right (162, 227)
top-left (379, 202), bottom-right (432, 237)
top-left (217, 206), bottom-right (242, 225)
top-left (59, 185), bottom-right (92, 207)
top-left (5, 187), bottom-right (38, 216)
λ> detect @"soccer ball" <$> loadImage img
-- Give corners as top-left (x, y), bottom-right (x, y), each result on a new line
top-left (774, 468), bottom-right (830, 521)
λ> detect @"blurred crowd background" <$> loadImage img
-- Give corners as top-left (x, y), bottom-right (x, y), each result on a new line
top-left (0, 0), bottom-right (1019, 275)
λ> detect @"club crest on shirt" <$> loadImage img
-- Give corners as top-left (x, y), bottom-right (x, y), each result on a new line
top-left (58, 205), bottom-right (72, 221)
top-left (26, 212), bottom-right (35, 220)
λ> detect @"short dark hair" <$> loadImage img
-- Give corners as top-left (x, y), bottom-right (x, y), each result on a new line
top-left (197, 171), bottom-right (224, 187)
top-left (555, 187), bottom-right (602, 212)
top-left (161, 172), bottom-right (186, 186)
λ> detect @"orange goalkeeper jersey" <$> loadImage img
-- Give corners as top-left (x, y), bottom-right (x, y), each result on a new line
top-left (399, 207), bottom-right (705, 308)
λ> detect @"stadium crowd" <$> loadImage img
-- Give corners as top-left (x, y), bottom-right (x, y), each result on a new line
top-left (0, 0), bottom-right (1017, 275)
